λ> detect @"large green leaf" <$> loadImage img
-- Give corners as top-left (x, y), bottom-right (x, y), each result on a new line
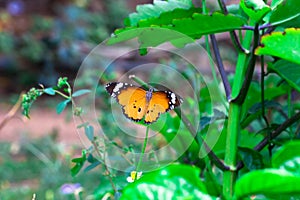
top-left (125, 0), bottom-right (193, 26)
top-left (272, 141), bottom-right (300, 169)
top-left (268, 60), bottom-right (300, 92)
top-left (255, 28), bottom-right (300, 65)
top-left (120, 164), bottom-right (217, 200)
top-left (269, 0), bottom-right (300, 26)
top-left (138, 7), bottom-right (202, 27)
top-left (240, 0), bottom-right (271, 22)
top-left (108, 13), bottom-right (246, 48)
top-left (235, 169), bottom-right (300, 199)
top-left (168, 12), bottom-right (246, 38)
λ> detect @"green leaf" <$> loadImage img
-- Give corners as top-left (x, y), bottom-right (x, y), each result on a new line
top-left (71, 153), bottom-right (87, 177)
top-left (44, 88), bottom-right (56, 95)
top-left (235, 169), bottom-right (300, 199)
top-left (199, 109), bottom-right (227, 131)
top-left (108, 13), bottom-right (246, 49)
top-left (108, 27), bottom-right (194, 49)
top-left (84, 161), bottom-right (101, 173)
top-left (272, 141), bottom-right (300, 169)
top-left (269, 0), bottom-right (300, 26)
top-left (238, 147), bottom-right (264, 170)
top-left (120, 164), bottom-right (217, 200)
top-left (168, 12), bottom-right (246, 38)
top-left (125, 0), bottom-right (193, 26)
top-left (72, 89), bottom-right (91, 97)
top-left (240, 0), bottom-right (271, 22)
top-left (138, 7), bottom-right (202, 27)
top-left (255, 28), bottom-right (300, 65)
top-left (56, 99), bottom-right (71, 114)
top-left (84, 125), bottom-right (94, 141)
top-left (268, 60), bottom-right (300, 92)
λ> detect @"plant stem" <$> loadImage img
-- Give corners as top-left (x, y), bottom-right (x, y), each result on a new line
top-left (0, 92), bottom-right (23, 130)
top-left (202, 0), bottom-right (228, 110)
top-left (92, 140), bottom-right (118, 193)
top-left (209, 34), bottom-right (232, 100)
top-left (223, 20), bottom-right (255, 199)
top-left (254, 111), bottom-right (300, 151)
top-left (217, 0), bottom-right (249, 54)
top-left (136, 126), bottom-right (150, 172)
top-left (53, 89), bottom-right (70, 99)
top-left (260, 55), bottom-right (269, 127)
top-left (177, 110), bottom-right (230, 171)
top-left (232, 24), bottom-right (259, 104)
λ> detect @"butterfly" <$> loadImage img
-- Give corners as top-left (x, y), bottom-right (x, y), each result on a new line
top-left (105, 82), bottom-right (183, 124)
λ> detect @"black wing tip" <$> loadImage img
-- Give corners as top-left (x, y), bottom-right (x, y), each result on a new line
top-left (105, 82), bottom-right (118, 95)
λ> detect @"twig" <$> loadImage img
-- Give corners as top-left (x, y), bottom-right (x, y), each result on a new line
top-left (0, 92), bottom-right (24, 131)
top-left (237, 111), bottom-right (300, 170)
top-left (175, 109), bottom-right (230, 171)
top-left (254, 111), bottom-right (300, 151)
top-left (210, 34), bottom-right (232, 101)
top-left (217, 0), bottom-right (249, 53)
top-left (232, 24), bottom-right (260, 104)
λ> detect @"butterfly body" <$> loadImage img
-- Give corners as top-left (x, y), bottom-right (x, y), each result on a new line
top-left (105, 82), bottom-right (183, 124)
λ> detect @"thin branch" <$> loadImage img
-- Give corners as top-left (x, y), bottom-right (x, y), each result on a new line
top-left (237, 111), bottom-right (300, 170)
top-left (175, 109), bottom-right (230, 171)
top-left (232, 24), bottom-right (260, 104)
top-left (217, 0), bottom-right (249, 53)
top-left (255, 111), bottom-right (300, 151)
top-left (210, 34), bottom-right (232, 101)
top-left (260, 55), bottom-right (269, 127)
top-left (0, 92), bottom-right (24, 131)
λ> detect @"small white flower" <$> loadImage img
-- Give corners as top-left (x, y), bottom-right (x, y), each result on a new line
top-left (126, 171), bottom-right (142, 183)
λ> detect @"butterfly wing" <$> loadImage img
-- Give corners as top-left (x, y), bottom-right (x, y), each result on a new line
top-left (105, 82), bottom-right (148, 122)
top-left (144, 90), bottom-right (183, 123)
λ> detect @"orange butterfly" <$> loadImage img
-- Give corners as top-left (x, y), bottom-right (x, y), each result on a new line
top-left (105, 82), bottom-right (183, 124)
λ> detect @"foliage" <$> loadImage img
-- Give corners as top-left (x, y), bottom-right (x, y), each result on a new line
top-left (0, 134), bottom-right (103, 200)
top-left (0, 1), bottom-right (129, 90)
top-left (19, 0), bottom-right (300, 199)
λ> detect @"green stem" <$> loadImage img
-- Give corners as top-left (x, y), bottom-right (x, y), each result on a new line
top-left (223, 21), bottom-right (255, 199)
top-left (287, 87), bottom-right (293, 137)
top-left (136, 126), bottom-right (150, 172)
top-left (53, 89), bottom-right (70, 99)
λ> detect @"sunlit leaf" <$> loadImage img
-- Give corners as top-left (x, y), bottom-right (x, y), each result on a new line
top-left (235, 169), bottom-right (300, 199)
top-left (125, 0), bottom-right (193, 26)
top-left (256, 28), bottom-right (300, 65)
top-left (108, 13), bottom-right (246, 50)
top-left (272, 141), bottom-right (300, 169)
top-left (138, 7), bottom-right (202, 27)
top-left (120, 164), bottom-right (217, 200)
top-left (167, 12), bottom-right (246, 39)
top-left (240, 0), bottom-right (271, 22)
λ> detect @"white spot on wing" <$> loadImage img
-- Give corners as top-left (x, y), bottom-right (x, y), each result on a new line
top-left (113, 83), bottom-right (124, 93)
top-left (170, 93), bottom-right (176, 104)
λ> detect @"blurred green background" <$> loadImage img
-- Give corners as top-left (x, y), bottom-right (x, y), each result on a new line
top-left (0, 0), bottom-right (234, 199)
top-left (0, 0), bottom-right (146, 199)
